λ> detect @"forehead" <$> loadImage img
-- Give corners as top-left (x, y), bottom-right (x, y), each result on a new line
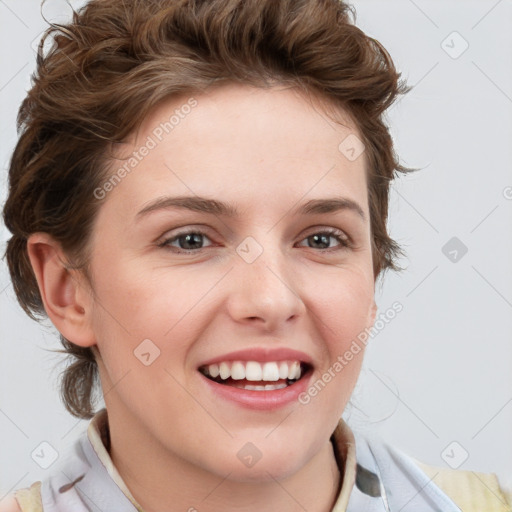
top-left (138, 82), bottom-right (361, 150)
top-left (101, 83), bottom-right (368, 217)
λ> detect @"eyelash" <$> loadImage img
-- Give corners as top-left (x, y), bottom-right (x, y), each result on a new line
top-left (157, 227), bottom-right (352, 254)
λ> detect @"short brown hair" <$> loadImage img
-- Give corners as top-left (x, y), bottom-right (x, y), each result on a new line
top-left (2, 0), bottom-right (415, 419)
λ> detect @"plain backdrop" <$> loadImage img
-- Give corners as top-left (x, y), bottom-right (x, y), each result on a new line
top-left (1, 0), bottom-right (511, 497)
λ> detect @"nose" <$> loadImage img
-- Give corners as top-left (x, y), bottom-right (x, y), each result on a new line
top-left (225, 241), bottom-right (306, 331)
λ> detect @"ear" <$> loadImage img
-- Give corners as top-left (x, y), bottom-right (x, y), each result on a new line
top-left (26, 233), bottom-right (96, 348)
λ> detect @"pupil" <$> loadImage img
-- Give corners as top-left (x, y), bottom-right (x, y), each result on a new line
top-left (180, 233), bottom-right (202, 249)
top-left (311, 233), bottom-right (329, 248)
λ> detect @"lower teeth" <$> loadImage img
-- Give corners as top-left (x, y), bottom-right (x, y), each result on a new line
top-left (201, 373), bottom-right (301, 390)
top-left (231, 382), bottom-right (289, 391)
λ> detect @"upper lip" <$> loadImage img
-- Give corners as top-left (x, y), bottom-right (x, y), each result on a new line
top-left (197, 347), bottom-right (314, 368)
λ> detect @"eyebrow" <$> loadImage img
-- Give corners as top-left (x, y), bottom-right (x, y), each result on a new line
top-left (135, 195), bottom-right (366, 222)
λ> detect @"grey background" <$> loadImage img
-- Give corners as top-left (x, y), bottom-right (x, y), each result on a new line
top-left (1, 0), bottom-right (511, 498)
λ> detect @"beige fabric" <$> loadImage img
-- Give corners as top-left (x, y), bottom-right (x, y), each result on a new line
top-left (14, 481), bottom-right (42, 512)
top-left (499, 476), bottom-right (512, 506)
top-left (330, 419), bottom-right (358, 511)
top-left (416, 460), bottom-right (512, 512)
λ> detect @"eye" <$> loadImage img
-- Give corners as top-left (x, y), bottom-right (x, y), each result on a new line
top-left (158, 230), bottom-right (213, 253)
top-left (297, 228), bottom-right (351, 251)
top-left (157, 227), bottom-right (351, 254)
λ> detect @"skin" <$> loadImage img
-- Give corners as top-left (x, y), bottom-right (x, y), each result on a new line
top-left (27, 83), bottom-right (377, 512)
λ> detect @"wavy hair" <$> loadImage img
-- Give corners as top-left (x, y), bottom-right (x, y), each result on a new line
top-left (3, 0), bottom-right (414, 419)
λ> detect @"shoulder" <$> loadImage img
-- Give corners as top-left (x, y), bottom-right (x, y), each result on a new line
top-left (0, 482), bottom-right (42, 512)
top-left (0, 494), bottom-right (22, 512)
top-left (415, 460), bottom-right (512, 512)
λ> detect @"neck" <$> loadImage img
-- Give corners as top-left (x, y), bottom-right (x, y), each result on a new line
top-left (106, 405), bottom-right (343, 512)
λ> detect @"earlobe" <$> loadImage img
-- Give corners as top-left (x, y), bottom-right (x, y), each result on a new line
top-left (26, 233), bottom-right (96, 348)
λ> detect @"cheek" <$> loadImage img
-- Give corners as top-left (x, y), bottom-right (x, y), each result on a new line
top-left (302, 268), bottom-right (373, 410)
top-left (90, 256), bottom-right (180, 330)
top-left (308, 266), bottom-right (375, 348)
top-left (88, 260), bottom-right (213, 371)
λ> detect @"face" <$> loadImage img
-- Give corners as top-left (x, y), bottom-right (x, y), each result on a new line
top-left (84, 83), bottom-right (377, 481)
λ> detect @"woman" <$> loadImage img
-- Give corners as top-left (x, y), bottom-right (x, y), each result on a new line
top-left (2, 0), bottom-right (510, 510)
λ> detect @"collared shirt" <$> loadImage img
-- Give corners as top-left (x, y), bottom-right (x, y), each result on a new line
top-left (14, 407), bottom-right (512, 511)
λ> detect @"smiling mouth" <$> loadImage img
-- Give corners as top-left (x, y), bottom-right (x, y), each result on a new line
top-left (198, 360), bottom-right (312, 391)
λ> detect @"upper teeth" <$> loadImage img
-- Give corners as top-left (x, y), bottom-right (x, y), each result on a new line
top-left (201, 360), bottom-right (302, 381)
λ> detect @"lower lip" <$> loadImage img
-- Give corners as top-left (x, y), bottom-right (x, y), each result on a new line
top-left (199, 371), bottom-right (312, 410)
